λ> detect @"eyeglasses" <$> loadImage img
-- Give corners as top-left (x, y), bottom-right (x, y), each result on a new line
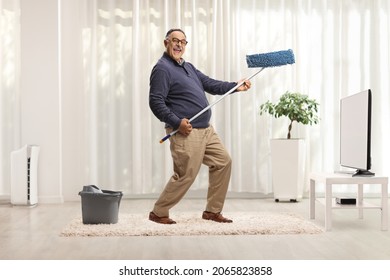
top-left (168, 37), bottom-right (188, 46)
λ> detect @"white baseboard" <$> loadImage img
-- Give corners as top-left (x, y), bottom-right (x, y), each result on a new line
top-left (0, 194), bottom-right (11, 205)
top-left (37, 195), bottom-right (64, 204)
top-left (1, 194), bottom-right (64, 204)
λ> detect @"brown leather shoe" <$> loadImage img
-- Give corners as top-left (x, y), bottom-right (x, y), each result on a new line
top-left (149, 212), bottom-right (176, 224)
top-left (202, 211), bottom-right (233, 223)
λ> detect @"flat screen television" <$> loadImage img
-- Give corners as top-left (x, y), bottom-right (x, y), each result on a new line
top-left (339, 89), bottom-right (374, 176)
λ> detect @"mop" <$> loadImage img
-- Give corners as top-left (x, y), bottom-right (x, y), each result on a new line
top-left (159, 49), bottom-right (295, 143)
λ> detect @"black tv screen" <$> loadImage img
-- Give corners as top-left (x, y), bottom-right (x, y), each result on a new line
top-left (339, 89), bottom-right (374, 176)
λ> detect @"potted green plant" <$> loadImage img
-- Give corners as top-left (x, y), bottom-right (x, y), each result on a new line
top-left (259, 91), bottom-right (320, 139)
top-left (259, 91), bottom-right (320, 202)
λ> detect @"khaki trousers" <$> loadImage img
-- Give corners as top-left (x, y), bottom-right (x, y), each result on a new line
top-left (153, 126), bottom-right (232, 217)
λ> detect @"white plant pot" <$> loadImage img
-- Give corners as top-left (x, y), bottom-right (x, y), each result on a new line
top-left (270, 139), bottom-right (305, 202)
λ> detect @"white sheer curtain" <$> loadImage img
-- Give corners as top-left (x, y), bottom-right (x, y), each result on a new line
top-left (74, 0), bottom-right (390, 196)
top-left (2, 0), bottom-right (389, 198)
top-left (0, 0), bottom-right (20, 197)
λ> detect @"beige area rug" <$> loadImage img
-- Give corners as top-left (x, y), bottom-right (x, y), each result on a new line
top-left (60, 212), bottom-right (323, 237)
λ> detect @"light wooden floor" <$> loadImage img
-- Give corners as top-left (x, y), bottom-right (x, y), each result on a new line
top-left (1, 197), bottom-right (390, 260)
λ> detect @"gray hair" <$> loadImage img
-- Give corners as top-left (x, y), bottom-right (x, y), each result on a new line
top-left (165, 28), bottom-right (186, 39)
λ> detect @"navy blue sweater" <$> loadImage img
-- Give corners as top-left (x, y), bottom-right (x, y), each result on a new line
top-left (149, 52), bottom-right (237, 129)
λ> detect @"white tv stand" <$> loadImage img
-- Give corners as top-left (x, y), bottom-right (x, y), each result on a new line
top-left (309, 172), bottom-right (388, 231)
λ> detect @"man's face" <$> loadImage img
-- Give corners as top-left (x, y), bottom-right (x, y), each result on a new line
top-left (164, 31), bottom-right (187, 62)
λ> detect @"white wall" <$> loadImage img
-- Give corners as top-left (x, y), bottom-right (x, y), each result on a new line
top-left (20, 0), bottom-right (63, 203)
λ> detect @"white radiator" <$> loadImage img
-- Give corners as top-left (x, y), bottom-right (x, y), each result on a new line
top-left (10, 145), bottom-right (40, 206)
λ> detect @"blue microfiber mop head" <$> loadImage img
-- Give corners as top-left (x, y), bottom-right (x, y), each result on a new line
top-left (246, 49), bottom-right (295, 68)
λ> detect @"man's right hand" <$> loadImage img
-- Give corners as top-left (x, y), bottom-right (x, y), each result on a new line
top-left (178, 118), bottom-right (192, 136)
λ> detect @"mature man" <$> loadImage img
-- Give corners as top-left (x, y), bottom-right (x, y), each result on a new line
top-left (149, 28), bottom-right (251, 224)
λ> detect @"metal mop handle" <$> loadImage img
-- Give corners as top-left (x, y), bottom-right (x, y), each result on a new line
top-left (159, 67), bottom-right (265, 143)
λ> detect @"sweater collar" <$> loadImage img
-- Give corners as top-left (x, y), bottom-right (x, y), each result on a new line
top-left (163, 52), bottom-right (185, 66)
